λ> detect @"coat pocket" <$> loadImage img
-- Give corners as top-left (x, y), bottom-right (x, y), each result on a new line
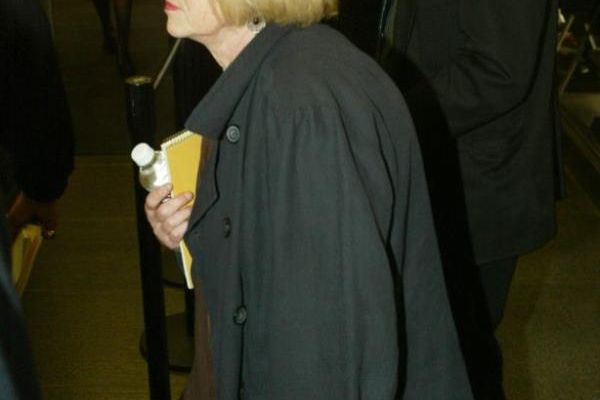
top-left (458, 104), bottom-right (526, 172)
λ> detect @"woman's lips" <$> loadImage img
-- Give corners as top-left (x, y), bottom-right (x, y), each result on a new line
top-left (164, 1), bottom-right (178, 11)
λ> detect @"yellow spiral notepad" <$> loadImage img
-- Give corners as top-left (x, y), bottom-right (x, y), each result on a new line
top-left (11, 224), bottom-right (43, 295)
top-left (161, 130), bottom-right (203, 289)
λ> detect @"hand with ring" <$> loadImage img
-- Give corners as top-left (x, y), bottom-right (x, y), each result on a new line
top-left (144, 183), bottom-right (194, 250)
top-left (7, 192), bottom-right (60, 242)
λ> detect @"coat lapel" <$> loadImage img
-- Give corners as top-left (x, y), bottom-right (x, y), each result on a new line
top-left (184, 24), bottom-right (294, 139)
top-left (184, 24), bottom-right (295, 230)
top-left (186, 137), bottom-right (218, 231)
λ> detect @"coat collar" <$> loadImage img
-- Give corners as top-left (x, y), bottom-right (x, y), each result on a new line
top-left (184, 24), bottom-right (294, 233)
top-left (184, 24), bottom-right (295, 138)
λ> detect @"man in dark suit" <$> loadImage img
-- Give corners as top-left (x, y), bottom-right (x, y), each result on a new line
top-left (338, 0), bottom-right (562, 398)
top-left (338, 0), bottom-right (563, 397)
top-left (379, 0), bottom-right (562, 333)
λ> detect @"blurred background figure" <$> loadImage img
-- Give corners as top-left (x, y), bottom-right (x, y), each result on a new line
top-left (0, 222), bottom-right (41, 400)
top-left (1, 0), bottom-right (74, 239)
top-left (90, 0), bottom-right (135, 76)
top-left (0, 0), bottom-right (74, 394)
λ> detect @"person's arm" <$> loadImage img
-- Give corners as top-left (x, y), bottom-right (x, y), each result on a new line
top-left (255, 95), bottom-right (471, 398)
top-left (7, 194), bottom-right (58, 241)
top-left (2, 0), bottom-right (74, 239)
top-left (393, 133), bottom-right (473, 399)
top-left (258, 103), bottom-right (400, 398)
top-left (12, 0), bottom-right (74, 200)
top-left (422, 0), bottom-right (553, 136)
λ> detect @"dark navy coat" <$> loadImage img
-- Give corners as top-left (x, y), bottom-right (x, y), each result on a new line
top-left (182, 23), bottom-right (472, 400)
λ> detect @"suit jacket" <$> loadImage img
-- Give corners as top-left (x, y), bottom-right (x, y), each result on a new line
top-left (377, 0), bottom-right (563, 263)
top-left (182, 23), bottom-right (472, 400)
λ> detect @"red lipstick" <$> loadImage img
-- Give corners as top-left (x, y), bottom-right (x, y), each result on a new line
top-left (164, 1), bottom-right (178, 11)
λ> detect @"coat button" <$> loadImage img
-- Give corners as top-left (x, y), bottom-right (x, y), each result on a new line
top-left (223, 217), bottom-right (231, 238)
top-left (225, 125), bottom-right (241, 143)
top-left (233, 306), bottom-right (247, 325)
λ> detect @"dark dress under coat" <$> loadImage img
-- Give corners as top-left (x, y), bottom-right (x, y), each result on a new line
top-left (182, 24), bottom-right (472, 400)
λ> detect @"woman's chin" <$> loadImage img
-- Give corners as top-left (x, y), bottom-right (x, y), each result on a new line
top-left (166, 22), bottom-right (185, 39)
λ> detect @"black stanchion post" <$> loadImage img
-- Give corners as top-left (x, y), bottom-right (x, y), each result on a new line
top-left (172, 39), bottom-right (221, 129)
top-left (125, 76), bottom-right (171, 400)
top-left (169, 37), bottom-right (221, 357)
top-left (172, 39), bottom-right (221, 337)
top-left (185, 289), bottom-right (194, 336)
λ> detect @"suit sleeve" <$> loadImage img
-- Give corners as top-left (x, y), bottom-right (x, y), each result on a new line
top-left (2, 0), bottom-right (74, 202)
top-left (424, 0), bottom-right (554, 136)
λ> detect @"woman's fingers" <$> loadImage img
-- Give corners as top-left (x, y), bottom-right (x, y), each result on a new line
top-left (144, 185), bottom-right (194, 249)
top-left (154, 192), bottom-right (193, 220)
top-left (163, 219), bottom-right (190, 249)
top-left (160, 206), bottom-right (193, 235)
top-left (155, 208), bottom-right (190, 249)
top-left (145, 183), bottom-right (173, 210)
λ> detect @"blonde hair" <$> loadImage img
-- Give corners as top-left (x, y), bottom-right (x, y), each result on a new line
top-left (217, 0), bottom-right (338, 26)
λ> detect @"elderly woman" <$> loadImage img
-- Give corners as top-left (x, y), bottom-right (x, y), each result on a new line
top-left (145, 0), bottom-right (472, 398)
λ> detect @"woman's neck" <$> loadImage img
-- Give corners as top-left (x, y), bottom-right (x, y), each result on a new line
top-left (195, 25), bottom-right (258, 69)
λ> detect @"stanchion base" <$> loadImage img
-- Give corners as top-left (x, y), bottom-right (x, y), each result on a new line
top-left (140, 312), bottom-right (194, 372)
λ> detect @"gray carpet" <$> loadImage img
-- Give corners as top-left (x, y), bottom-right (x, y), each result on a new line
top-left (497, 171), bottom-right (600, 400)
top-left (22, 156), bottom-right (188, 399)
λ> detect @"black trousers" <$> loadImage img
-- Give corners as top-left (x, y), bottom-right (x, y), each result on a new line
top-left (479, 257), bottom-right (519, 330)
top-left (442, 254), bottom-right (518, 400)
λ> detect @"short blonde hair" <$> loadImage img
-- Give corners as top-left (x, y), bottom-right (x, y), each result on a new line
top-left (218, 0), bottom-right (338, 26)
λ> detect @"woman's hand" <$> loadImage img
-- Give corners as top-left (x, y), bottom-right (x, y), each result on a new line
top-left (7, 192), bottom-right (59, 242)
top-left (144, 183), bottom-right (194, 250)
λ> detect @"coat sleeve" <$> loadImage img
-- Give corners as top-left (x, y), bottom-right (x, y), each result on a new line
top-left (258, 100), bottom-right (472, 399)
top-left (421, 0), bottom-right (554, 136)
top-left (1, 0), bottom-right (74, 202)
top-left (389, 126), bottom-right (474, 399)
top-left (259, 103), bottom-right (400, 399)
